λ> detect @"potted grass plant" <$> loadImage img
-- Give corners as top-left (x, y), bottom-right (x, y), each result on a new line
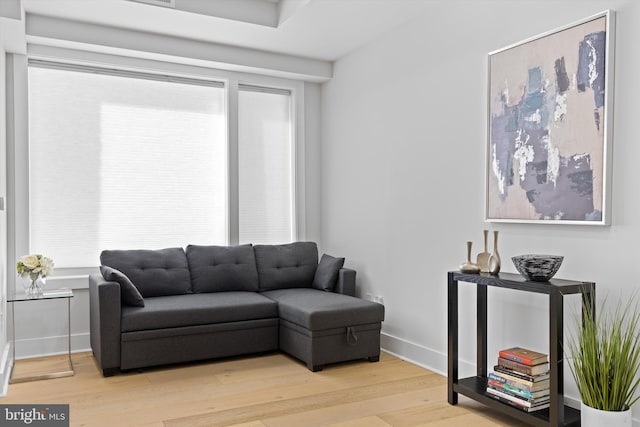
top-left (566, 295), bottom-right (640, 427)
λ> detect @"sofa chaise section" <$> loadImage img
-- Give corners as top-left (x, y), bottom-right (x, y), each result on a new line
top-left (262, 288), bottom-right (384, 371)
top-left (254, 243), bottom-right (385, 371)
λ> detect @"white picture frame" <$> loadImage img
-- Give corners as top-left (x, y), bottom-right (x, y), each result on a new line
top-left (485, 10), bottom-right (615, 225)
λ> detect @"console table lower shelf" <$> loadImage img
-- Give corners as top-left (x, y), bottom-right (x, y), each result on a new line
top-left (454, 376), bottom-right (580, 427)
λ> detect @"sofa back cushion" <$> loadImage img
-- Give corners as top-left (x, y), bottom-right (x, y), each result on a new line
top-left (185, 244), bottom-right (259, 293)
top-left (254, 242), bottom-right (318, 291)
top-left (100, 248), bottom-right (191, 297)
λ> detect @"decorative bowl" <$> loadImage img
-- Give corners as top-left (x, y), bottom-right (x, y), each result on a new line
top-left (511, 254), bottom-right (564, 282)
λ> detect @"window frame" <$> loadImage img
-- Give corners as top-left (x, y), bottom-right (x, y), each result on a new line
top-left (14, 46), bottom-right (306, 288)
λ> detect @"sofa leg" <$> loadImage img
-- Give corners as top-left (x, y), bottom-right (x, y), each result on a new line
top-left (102, 368), bottom-right (119, 377)
top-left (309, 364), bottom-right (324, 372)
top-left (368, 355), bottom-right (380, 363)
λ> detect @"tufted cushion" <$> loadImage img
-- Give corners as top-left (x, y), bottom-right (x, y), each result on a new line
top-left (185, 244), bottom-right (259, 293)
top-left (100, 265), bottom-right (145, 307)
top-left (312, 254), bottom-right (345, 292)
top-left (254, 242), bottom-right (318, 291)
top-left (100, 248), bottom-right (191, 297)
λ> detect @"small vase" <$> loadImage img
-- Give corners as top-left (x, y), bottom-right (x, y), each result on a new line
top-left (581, 402), bottom-right (632, 427)
top-left (25, 276), bottom-right (45, 297)
top-left (488, 230), bottom-right (501, 274)
top-left (460, 241), bottom-right (480, 273)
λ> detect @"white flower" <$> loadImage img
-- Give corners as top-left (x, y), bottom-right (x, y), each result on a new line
top-left (20, 255), bottom-right (40, 269)
top-left (39, 257), bottom-right (54, 277)
top-left (16, 254), bottom-right (54, 279)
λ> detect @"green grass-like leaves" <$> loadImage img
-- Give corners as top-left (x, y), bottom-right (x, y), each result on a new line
top-left (567, 295), bottom-right (640, 411)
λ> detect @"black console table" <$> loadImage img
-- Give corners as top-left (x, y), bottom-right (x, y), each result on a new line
top-left (447, 271), bottom-right (595, 427)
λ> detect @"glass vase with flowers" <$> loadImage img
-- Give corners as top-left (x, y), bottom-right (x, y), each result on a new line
top-left (16, 254), bottom-right (54, 296)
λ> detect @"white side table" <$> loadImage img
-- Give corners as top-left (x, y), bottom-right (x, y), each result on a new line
top-left (8, 289), bottom-right (74, 383)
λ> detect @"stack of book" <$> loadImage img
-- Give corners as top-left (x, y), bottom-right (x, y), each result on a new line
top-left (486, 346), bottom-right (551, 412)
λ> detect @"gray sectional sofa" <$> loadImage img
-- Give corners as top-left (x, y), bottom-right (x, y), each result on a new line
top-left (89, 242), bottom-right (384, 376)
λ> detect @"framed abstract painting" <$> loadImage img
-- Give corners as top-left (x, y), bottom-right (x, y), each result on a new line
top-left (485, 10), bottom-right (615, 225)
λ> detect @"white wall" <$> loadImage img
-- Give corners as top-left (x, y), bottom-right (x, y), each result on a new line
top-left (321, 0), bottom-right (640, 411)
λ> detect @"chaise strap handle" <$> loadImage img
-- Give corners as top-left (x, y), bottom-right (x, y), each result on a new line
top-left (346, 327), bottom-right (358, 346)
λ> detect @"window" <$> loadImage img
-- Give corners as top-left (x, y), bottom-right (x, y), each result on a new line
top-left (27, 62), bottom-right (296, 268)
top-left (238, 85), bottom-right (294, 244)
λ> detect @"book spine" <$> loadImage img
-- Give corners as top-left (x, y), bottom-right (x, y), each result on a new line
top-left (487, 385), bottom-right (550, 405)
top-left (493, 365), bottom-right (548, 383)
top-left (489, 371), bottom-right (549, 392)
top-left (487, 380), bottom-right (532, 398)
top-left (499, 349), bottom-right (535, 365)
top-left (486, 392), bottom-right (549, 413)
top-left (486, 392), bottom-right (529, 411)
top-left (487, 380), bottom-right (548, 399)
top-left (497, 357), bottom-right (533, 375)
top-left (488, 372), bottom-right (529, 390)
top-left (498, 357), bottom-right (548, 375)
top-left (486, 387), bottom-right (533, 407)
top-left (493, 366), bottom-right (534, 383)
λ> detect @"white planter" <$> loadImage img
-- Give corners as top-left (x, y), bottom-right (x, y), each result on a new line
top-left (581, 402), bottom-right (632, 427)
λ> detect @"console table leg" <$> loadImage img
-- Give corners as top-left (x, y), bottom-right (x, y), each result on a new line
top-left (477, 284), bottom-right (488, 378)
top-left (549, 288), bottom-right (564, 427)
top-left (582, 284), bottom-right (596, 327)
top-left (448, 272), bottom-right (458, 405)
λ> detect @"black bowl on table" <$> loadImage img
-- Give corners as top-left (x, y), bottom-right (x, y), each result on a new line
top-left (511, 254), bottom-right (564, 282)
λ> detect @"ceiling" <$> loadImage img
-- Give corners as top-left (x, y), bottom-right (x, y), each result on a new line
top-left (21, 0), bottom-right (433, 62)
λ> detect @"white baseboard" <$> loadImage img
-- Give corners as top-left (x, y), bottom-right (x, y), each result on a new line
top-left (381, 331), bottom-right (455, 377)
top-left (14, 332), bottom-right (90, 360)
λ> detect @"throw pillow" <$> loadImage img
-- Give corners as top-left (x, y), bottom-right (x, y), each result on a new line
top-left (100, 265), bottom-right (145, 307)
top-left (312, 254), bottom-right (345, 292)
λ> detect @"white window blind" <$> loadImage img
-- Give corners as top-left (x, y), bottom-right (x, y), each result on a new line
top-left (28, 65), bottom-right (228, 268)
top-left (238, 85), bottom-right (294, 244)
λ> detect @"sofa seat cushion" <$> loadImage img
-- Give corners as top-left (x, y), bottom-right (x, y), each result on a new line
top-left (101, 248), bottom-right (191, 297)
top-left (186, 244), bottom-right (259, 293)
top-left (254, 242), bottom-right (318, 291)
top-left (121, 292), bottom-right (278, 332)
top-left (262, 288), bottom-right (385, 331)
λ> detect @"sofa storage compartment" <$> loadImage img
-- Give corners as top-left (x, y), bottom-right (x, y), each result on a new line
top-left (121, 319), bottom-right (279, 370)
top-left (279, 319), bottom-right (381, 371)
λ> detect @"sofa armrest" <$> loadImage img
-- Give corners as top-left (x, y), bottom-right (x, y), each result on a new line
top-left (89, 273), bottom-right (122, 375)
top-left (334, 268), bottom-right (356, 297)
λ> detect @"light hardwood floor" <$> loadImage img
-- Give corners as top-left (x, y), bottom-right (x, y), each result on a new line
top-left (3, 352), bottom-right (529, 426)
